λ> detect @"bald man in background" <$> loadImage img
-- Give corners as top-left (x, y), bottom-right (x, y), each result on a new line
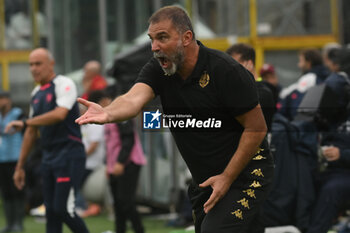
top-left (6, 48), bottom-right (89, 233)
top-left (81, 60), bottom-right (107, 100)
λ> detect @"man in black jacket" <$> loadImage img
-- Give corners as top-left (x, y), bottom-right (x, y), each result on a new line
top-left (307, 48), bottom-right (350, 233)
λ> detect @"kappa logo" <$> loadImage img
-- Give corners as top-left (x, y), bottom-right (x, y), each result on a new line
top-left (143, 110), bottom-right (162, 129)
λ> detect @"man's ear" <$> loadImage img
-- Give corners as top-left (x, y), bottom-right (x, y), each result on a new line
top-left (334, 64), bottom-right (340, 71)
top-left (306, 60), bottom-right (312, 70)
top-left (182, 30), bottom-right (193, 47)
top-left (248, 60), bottom-right (254, 68)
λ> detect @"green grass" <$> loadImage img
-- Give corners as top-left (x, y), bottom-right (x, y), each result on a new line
top-left (0, 207), bottom-right (189, 233)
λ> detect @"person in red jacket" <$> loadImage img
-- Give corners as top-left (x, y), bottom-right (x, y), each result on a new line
top-left (81, 60), bottom-right (107, 100)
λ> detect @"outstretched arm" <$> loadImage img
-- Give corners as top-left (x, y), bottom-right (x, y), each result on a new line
top-left (199, 104), bottom-right (267, 213)
top-left (76, 83), bottom-right (155, 125)
top-left (5, 107), bottom-right (69, 133)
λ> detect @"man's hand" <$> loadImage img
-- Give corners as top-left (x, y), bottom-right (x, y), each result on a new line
top-left (112, 162), bottom-right (125, 176)
top-left (75, 98), bottom-right (109, 125)
top-left (13, 168), bottom-right (25, 190)
top-left (199, 173), bottom-right (232, 213)
top-left (5, 120), bottom-right (24, 134)
top-left (323, 146), bottom-right (340, 161)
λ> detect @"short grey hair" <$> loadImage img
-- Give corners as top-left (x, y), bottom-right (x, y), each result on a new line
top-left (148, 6), bottom-right (195, 40)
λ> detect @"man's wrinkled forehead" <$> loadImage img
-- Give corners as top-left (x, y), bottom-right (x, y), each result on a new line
top-left (148, 19), bottom-right (176, 37)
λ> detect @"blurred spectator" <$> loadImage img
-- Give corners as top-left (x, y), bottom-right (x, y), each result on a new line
top-left (226, 43), bottom-right (276, 131)
top-left (81, 61), bottom-right (107, 100)
top-left (342, 47), bottom-right (350, 74)
top-left (322, 42), bottom-right (341, 72)
top-left (279, 48), bottom-right (330, 121)
top-left (260, 63), bottom-right (278, 86)
top-left (306, 48), bottom-right (350, 233)
top-left (261, 49), bottom-right (330, 231)
top-left (261, 48), bottom-right (346, 232)
top-left (77, 91), bottom-right (106, 217)
top-left (95, 90), bottom-right (147, 233)
top-left (324, 47), bottom-right (343, 73)
top-left (226, 43), bottom-right (257, 76)
top-left (260, 63), bottom-right (282, 104)
top-left (321, 47), bottom-right (349, 126)
top-left (0, 91), bottom-right (26, 232)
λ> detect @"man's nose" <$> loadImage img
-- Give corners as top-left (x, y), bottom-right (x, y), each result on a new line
top-left (151, 41), bottom-right (160, 52)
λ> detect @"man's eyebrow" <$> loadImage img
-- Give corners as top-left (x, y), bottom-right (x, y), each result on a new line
top-left (29, 61), bottom-right (41, 65)
top-left (156, 32), bottom-right (168, 37)
top-left (148, 31), bottom-right (168, 38)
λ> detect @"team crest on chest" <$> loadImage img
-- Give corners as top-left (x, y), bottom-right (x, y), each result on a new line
top-left (46, 93), bottom-right (53, 102)
top-left (199, 71), bottom-right (210, 88)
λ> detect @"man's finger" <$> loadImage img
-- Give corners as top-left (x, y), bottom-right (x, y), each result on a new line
top-left (203, 193), bottom-right (219, 213)
top-left (77, 97), bottom-right (90, 106)
top-left (75, 113), bottom-right (91, 124)
top-left (75, 115), bottom-right (85, 124)
top-left (199, 179), bottom-right (211, 188)
top-left (14, 179), bottom-right (24, 190)
top-left (4, 124), bottom-right (12, 133)
top-left (18, 182), bottom-right (24, 190)
top-left (76, 115), bottom-right (102, 125)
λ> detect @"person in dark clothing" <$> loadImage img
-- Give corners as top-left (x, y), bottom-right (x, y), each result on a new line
top-left (261, 112), bottom-right (319, 232)
top-left (260, 49), bottom-right (331, 232)
top-left (88, 90), bottom-right (146, 233)
top-left (6, 48), bottom-right (89, 233)
top-left (226, 43), bottom-right (276, 131)
top-left (76, 6), bottom-right (274, 233)
top-left (307, 48), bottom-right (350, 233)
top-left (0, 91), bottom-right (26, 232)
top-left (89, 90), bottom-right (146, 233)
top-left (321, 48), bottom-right (350, 127)
top-left (322, 42), bottom-right (341, 73)
top-left (279, 49), bottom-right (330, 121)
top-left (259, 63), bottom-right (282, 105)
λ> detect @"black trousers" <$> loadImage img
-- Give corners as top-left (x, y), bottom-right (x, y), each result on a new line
top-left (109, 162), bottom-right (144, 233)
top-left (0, 162), bottom-right (26, 229)
top-left (41, 159), bottom-right (89, 233)
top-left (0, 162), bottom-right (25, 200)
top-left (307, 170), bottom-right (350, 233)
top-left (189, 151), bottom-right (274, 233)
